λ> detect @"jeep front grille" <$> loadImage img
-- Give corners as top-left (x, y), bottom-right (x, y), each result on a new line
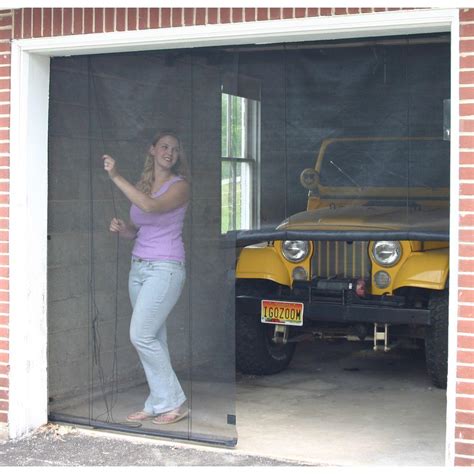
top-left (311, 241), bottom-right (371, 280)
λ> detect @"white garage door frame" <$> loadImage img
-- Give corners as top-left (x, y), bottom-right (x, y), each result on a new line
top-left (9, 8), bottom-right (460, 465)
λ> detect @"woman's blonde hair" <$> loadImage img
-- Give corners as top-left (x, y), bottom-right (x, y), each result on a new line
top-left (136, 130), bottom-right (190, 195)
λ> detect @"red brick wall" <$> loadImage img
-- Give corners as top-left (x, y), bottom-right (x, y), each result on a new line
top-left (9, 7), bottom-right (414, 37)
top-left (0, 9), bottom-right (10, 428)
top-left (458, 7), bottom-right (474, 467)
top-left (1, 6), bottom-right (473, 466)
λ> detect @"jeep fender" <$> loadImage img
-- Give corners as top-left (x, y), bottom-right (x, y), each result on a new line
top-left (393, 248), bottom-right (449, 291)
top-left (236, 246), bottom-right (291, 287)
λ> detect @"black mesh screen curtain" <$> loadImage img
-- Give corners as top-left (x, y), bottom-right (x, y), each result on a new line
top-left (228, 37), bottom-right (450, 244)
top-left (47, 35), bottom-right (450, 445)
top-left (47, 50), bottom-right (237, 445)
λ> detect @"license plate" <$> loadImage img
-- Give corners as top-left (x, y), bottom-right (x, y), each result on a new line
top-left (261, 300), bottom-right (304, 326)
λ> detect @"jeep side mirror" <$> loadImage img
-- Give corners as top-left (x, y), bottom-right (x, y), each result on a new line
top-left (300, 168), bottom-right (320, 190)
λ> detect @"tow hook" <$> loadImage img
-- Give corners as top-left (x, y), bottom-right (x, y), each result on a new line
top-left (273, 325), bottom-right (289, 344)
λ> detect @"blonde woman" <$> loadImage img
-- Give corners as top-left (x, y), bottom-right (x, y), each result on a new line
top-left (103, 131), bottom-right (190, 425)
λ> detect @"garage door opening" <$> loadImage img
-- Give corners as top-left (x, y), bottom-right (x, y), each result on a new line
top-left (46, 33), bottom-right (450, 462)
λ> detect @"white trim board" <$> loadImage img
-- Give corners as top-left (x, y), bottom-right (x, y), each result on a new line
top-left (8, 9), bottom-right (460, 467)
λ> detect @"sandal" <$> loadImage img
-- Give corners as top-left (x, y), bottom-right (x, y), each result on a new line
top-left (152, 406), bottom-right (189, 425)
top-left (126, 410), bottom-right (154, 422)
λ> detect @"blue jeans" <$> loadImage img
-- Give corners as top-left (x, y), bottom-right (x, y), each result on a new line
top-left (128, 257), bottom-right (186, 415)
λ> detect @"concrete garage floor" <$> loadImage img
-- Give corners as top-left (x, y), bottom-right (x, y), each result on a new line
top-left (45, 338), bottom-right (446, 466)
top-left (235, 339), bottom-right (446, 466)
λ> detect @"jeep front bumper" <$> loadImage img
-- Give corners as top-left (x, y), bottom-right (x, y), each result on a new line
top-left (236, 280), bottom-right (431, 326)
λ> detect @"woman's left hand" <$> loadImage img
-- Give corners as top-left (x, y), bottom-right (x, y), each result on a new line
top-left (102, 154), bottom-right (119, 179)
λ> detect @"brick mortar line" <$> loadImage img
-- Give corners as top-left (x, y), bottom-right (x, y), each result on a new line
top-left (453, 454), bottom-right (474, 460)
top-left (61, 8), bottom-right (65, 37)
top-left (456, 432), bottom-right (474, 438)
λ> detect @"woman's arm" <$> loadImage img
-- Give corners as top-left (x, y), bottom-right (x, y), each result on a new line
top-left (103, 154), bottom-right (190, 213)
top-left (111, 174), bottom-right (189, 213)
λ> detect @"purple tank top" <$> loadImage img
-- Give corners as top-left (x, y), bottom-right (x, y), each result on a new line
top-left (130, 175), bottom-right (188, 262)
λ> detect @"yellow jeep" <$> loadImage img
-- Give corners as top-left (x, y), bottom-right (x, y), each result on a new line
top-left (235, 137), bottom-right (449, 388)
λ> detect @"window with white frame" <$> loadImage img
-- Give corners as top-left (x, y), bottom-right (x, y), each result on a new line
top-left (221, 90), bottom-right (260, 233)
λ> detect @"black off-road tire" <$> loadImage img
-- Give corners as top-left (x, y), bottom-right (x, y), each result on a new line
top-left (236, 311), bottom-right (296, 375)
top-left (425, 290), bottom-right (448, 389)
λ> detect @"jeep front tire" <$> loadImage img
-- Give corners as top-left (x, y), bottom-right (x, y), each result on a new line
top-left (236, 311), bottom-right (296, 375)
top-left (424, 290), bottom-right (448, 389)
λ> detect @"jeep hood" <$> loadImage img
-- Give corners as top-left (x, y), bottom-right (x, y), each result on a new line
top-left (277, 205), bottom-right (449, 234)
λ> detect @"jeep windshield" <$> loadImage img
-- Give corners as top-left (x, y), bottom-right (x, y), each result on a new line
top-left (316, 137), bottom-right (450, 198)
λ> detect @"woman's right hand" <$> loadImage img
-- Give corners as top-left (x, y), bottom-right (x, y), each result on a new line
top-left (103, 154), bottom-right (119, 179)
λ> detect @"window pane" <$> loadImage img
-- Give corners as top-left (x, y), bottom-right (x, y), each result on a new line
top-left (221, 94), bottom-right (229, 158)
top-left (230, 96), bottom-right (245, 159)
top-left (221, 161), bottom-right (234, 233)
top-left (239, 162), bottom-right (251, 229)
top-left (221, 161), bottom-right (252, 232)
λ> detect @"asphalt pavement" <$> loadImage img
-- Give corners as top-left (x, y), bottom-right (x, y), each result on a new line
top-left (0, 422), bottom-right (315, 467)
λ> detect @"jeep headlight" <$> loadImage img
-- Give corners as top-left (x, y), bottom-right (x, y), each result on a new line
top-left (282, 240), bottom-right (309, 263)
top-left (372, 241), bottom-right (402, 267)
